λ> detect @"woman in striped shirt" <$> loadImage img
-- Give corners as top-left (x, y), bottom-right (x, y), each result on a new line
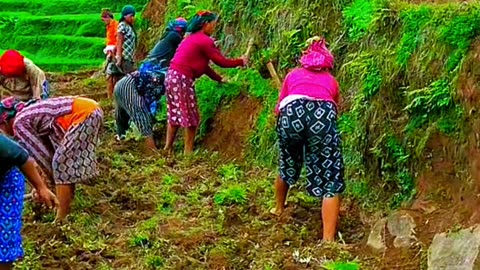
top-left (0, 96), bottom-right (103, 221)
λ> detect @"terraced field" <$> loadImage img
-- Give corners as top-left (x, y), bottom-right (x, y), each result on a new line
top-left (0, 0), bottom-right (149, 72)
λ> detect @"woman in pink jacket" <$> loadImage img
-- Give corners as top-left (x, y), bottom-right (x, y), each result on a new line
top-left (273, 37), bottom-right (345, 242)
top-left (164, 11), bottom-right (247, 155)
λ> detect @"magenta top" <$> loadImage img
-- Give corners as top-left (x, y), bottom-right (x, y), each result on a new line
top-left (275, 67), bottom-right (340, 114)
top-left (169, 32), bottom-right (244, 82)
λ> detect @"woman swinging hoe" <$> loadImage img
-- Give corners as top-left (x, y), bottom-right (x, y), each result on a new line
top-left (273, 37), bottom-right (345, 242)
top-left (164, 11), bottom-right (248, 155)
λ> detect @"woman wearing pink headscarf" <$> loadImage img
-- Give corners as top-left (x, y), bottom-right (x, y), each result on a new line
top-left (272, 37), bottom-right (345, 242)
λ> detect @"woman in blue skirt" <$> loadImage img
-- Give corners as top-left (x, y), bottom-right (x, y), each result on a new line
top-left (0, 134), bottom-right (58, 269)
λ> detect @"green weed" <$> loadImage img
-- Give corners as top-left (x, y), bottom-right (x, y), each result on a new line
top-left (14, 239), bottom-right (41, 270)
top-left (343, 0), bottom-right (377, 41)
top-left (217, 164), bottom-right (243, 182)
top-left (397, 6), bottom-right (432, 67)
top-left (214, 185), bottom-right (248, 206)
top-left (404, 79), bottom-right (454, 129)
top-left (157, 191), bottom-right (178, 213)
top-left (439, 9), bottom-right (480, 71)
top-left (129, 232), bottom-right (151, 248)
top-left (145, 254), bottom-right (165, 269)
top-left (162, 174), bottom-right (178, 186)
top-left (323, 261), bottom-right (360, 270)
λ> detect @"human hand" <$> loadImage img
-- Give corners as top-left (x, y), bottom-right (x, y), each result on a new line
top-left (220, 78), bottom-right (230, 84)
top-left (241, 55), bottom-right (249, 67)
top-left (115, 55), bottom-right (122, 66)
top-left (35, 187), bottom-right (59, 209)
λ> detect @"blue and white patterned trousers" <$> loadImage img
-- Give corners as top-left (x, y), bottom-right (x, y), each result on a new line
top-left (277, 99), bottom-right (345, 198)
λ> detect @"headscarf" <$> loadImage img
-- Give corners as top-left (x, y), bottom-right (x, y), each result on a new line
top-left (167, 17), bottom-right (188, 34)
top-left (101, 8), bottom-right (114, 19)
top-left (0, 50), bottom-right (26, 77)
top-left (187, 11), bottom-right (218, 33)
top-left (0, 97), bottom-right (35, 124)
top-left (300, 36), bottom-right (334, 71)
top-left (120, 5), bottom-right (136, 22)
top-left (160, 17), bottom-right (188, 40)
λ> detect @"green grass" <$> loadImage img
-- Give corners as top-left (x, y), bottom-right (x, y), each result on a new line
top-left (0, 49), bottom-right (103, 72)
top-left (0, 0), bottom-right (149, 15)
top-left (0, 0), bottom-right (149, 71)
top-left (7, 35), bottom-right (104, 59)
top-left (6, 14), bottom-right (105, 38)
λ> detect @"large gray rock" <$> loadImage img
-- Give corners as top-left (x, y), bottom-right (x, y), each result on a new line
top-left (367, 218), bottom-right (387, 251)
top-left (387, 212), bottom-right (417, 248)
top-left (428, 226), bottom-right (480, 270)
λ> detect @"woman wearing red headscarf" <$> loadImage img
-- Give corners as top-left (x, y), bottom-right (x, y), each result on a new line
top-left (273, 37), bottom-right (345, 242)
top-left (164, 11), bottom-right (248, 155)
top-left (0, 50), bottom-right (48, 102)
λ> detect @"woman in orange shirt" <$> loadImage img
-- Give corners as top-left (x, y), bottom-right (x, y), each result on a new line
top-left (0, 96), bottom-right (103, 221)
top-left (101, 9), bottom-right (120, 98)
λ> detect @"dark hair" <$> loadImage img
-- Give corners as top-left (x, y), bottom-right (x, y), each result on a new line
top-left (101, 8), bottom-right (114, 19)
top-left (187, 11), bottom-right (218, 33)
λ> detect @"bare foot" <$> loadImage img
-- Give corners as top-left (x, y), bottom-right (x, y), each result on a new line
top-left (53, 216), bottom-right (67, 226)
top-left (270, 207), bottom-right (284, 216)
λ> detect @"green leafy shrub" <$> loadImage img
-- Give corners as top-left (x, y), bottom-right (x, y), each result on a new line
top-left (214, 185), bottom-right (247, 206)
top-left (343, 0), bottom-right (377, 41)
top-left (397, 6), bottom-right (432, 67)
top-left (217, 164), bottom-right (243, 181)
top-left (404, 79), bottom-right (454, 130)
top-left (439, 9), bottom-right (480, 71)
top-left (323, 261), bottom-right (360, 270)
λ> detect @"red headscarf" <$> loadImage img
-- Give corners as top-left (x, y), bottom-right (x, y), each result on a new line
top-left (0, 50), bottom-right (26, 77)
top-left (300, 37), bottom-right (334, 71)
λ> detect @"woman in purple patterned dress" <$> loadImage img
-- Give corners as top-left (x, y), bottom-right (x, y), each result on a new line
top-left (0, 96), bottom-right (103, 221)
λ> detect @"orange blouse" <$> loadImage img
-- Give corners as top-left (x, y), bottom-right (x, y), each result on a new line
top-left (106, 20), bottom-right (119, 46)
top-left (57, 97), bottom-right (100, 130)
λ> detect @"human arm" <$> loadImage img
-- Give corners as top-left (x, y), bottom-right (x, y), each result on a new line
top-left (203, 38), bottom-right (245, 68)
top-left (274, 74), bottom-right (290, 115)
top-left (20, 158), bottom-right (59, 208)
top-left (116, 23), bottom-right (126, 64)
top-left (0, 135), bottom-right (58, 208)
top-left (205, 66), bottom-right (223, 82)
top-left (332, 78), bottom-right (340, 105)
top-left (13, 118), bottom-right (53, 179)
top-left (25, 61), bottom-right (46, 100)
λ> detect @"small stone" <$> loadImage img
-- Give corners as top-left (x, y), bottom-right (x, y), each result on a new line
top-left (428, 225), bottom-right (480, 270)
top-left (367, 218), bottom-right (387, 251)
top-left (387, 212), bottom-right (416, 248)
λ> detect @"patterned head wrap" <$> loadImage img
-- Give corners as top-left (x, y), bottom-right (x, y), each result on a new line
top-left (187, 11), bottom-right (218, 33)
top-left (120, 5), bottom-right (136, 22)
top-left (0, 97), bottom-right (34, 124)
top-left (167, 17), bottom-right (188, 34)
top-left (300, 36), bottom-right (334, 71)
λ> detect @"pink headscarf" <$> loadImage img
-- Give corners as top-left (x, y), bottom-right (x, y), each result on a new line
top-left (300, 37), bottom-right (334, 71)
